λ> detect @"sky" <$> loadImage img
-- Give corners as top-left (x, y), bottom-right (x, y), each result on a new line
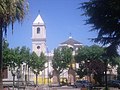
top-left (6, 0), bottom-right (97, 52)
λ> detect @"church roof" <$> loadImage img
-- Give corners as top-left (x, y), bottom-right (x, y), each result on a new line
top-left (33, 14), bottom-right (44, 25)
top-left (60, 37), bottom-right (82, 46)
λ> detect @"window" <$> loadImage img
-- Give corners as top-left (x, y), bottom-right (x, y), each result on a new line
top-left (37, 46), bottom-right (40, 49)
top-left (37, 27), bottom-right (40, 34)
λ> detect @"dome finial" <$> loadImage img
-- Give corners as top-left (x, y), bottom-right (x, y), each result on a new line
top-left (69, 33), bottom-right (72, 39)
top-left (38, 10), bottom-right (40, 14)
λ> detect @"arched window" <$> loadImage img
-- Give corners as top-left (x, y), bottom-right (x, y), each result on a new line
top-left (37, 27), bottom-right (40, 34)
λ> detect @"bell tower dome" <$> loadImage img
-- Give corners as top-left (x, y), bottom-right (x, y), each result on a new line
top-left (32, 14), bottom-right (46, 56)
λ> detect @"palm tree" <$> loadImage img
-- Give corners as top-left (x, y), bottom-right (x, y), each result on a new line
top-left (0, 0), bottom-right (28, 89)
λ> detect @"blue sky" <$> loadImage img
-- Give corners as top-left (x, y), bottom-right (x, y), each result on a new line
top-left (7, 0), bottom-right (97, 51)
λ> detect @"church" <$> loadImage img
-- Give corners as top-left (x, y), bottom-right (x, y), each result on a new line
top-left (31, 14), bottom-right (118, 85)
top-left (31, 14), bottom-right (83, 85)
top-left (32, 14), bottom-right (46, 56)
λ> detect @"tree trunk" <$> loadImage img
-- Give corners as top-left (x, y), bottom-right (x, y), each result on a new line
top-left (56, 70), bottom-right (60, 86)
top-left (13, 74), bottom-right (15, 90)
top-left (57, 74), bottom-right (60, 86)
top-left (0, 26), bottom-right (3, 90)
top-left (53, 69), bottom-right (60, 85)
top-left (36, 74), bottom-right (38, 86)
top-left (18, 77), bottom-right (20, 90)
top-left (28, 66), bottom-right (30, 82)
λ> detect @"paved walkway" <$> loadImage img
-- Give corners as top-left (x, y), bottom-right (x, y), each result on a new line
top-left (4, 86), bottom-right (120, 90)
top-left (34, 87), bottom-right (120, 90)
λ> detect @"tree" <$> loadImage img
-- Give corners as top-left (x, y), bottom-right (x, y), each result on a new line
top-left (75, 45), bottom-right (104, 62)
top-left (75, 45), bottom-right (105, 84)
top-left (52, 47), bottom-right (72, 85)
top-left (10, 47), bottom-right (28, 90)
top-left (0, 0), bottom-right (28, 89)
top-left (30, 52), bottom-right (46, 86)
top-left (20, 46), bottom-right (30, 82)
top-left (3, 41), bottom-right (31, 89)
top-left (9, 48), bottom-right (20, 90)
top-left (80, 0), bottom-right (120, 57)
top-left (3, 40), bottom-right (11, 68)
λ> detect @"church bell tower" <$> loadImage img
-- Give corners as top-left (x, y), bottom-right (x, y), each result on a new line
top-left (32, 14), bottom-right (46, 56)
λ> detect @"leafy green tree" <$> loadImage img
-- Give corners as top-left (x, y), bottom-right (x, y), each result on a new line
top-left (0, 0), bottom-right (28, 88)
top-left (30, 52), bottom-right (46, 86)
top-left (9, 46), bottom-right (30, 90)
top-left (3, 41), bottom-right (30, 89)
top-left (75, 45), bottom-right (104, 62)
top-left (2, 41), bottom-right (19, 90)
top-left (80, 0), bottom-right (120, 57)
top-left (52, 47), bottom-right (72, 84)
top-left (3, 40), bottom-right (11, 68)
top-left (20, 46), bottom-right (30, 82)
top-left (3, 42), bottom-right (31, 74)
top-left (75, 45), bottom-right (105, 84)
top-left (8, 47), bottom-right (24, 90)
